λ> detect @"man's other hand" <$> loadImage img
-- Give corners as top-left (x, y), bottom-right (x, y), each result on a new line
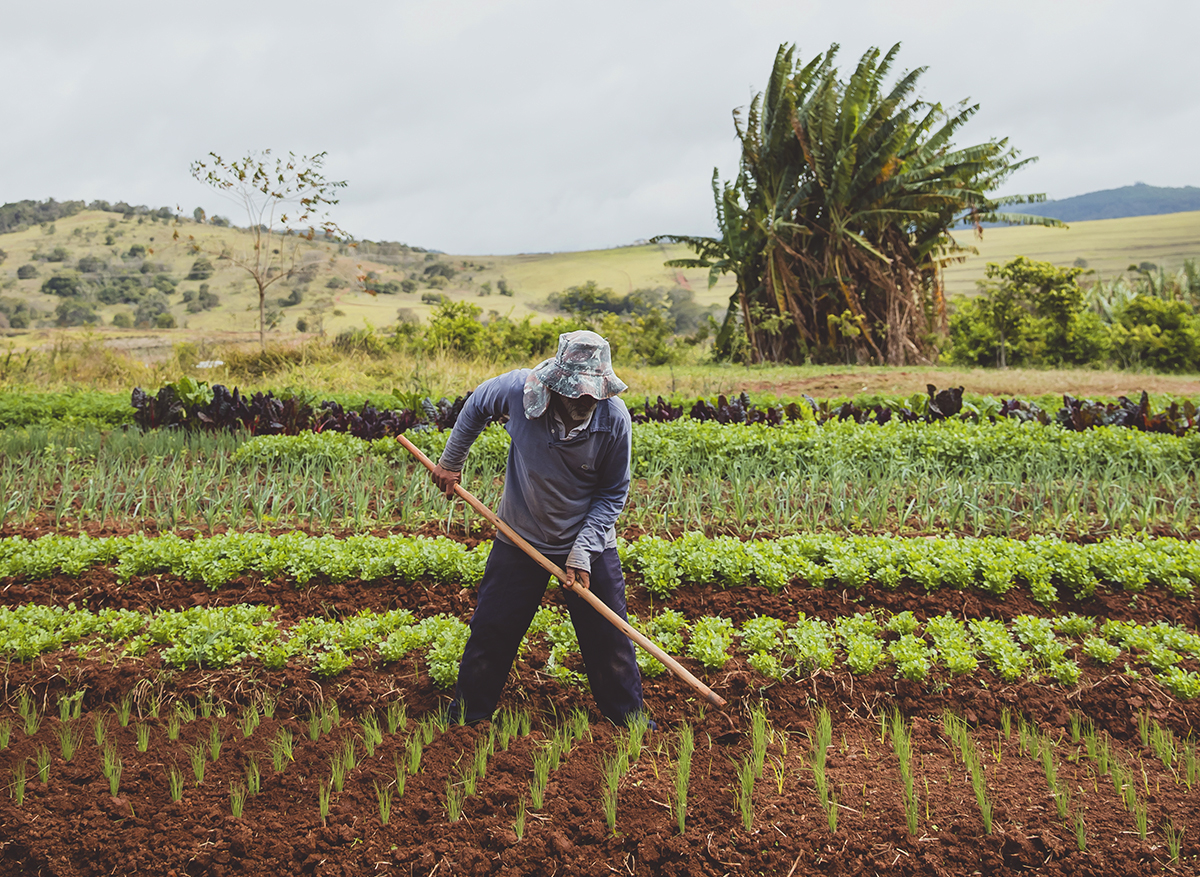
top-left (563, 566), bottom-right (591, 591)
top-left (431, 464), bottom-right (461, 498)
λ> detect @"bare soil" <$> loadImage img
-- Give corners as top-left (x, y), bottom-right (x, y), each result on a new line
top-left (1, 565), bottom-right (1197, 876)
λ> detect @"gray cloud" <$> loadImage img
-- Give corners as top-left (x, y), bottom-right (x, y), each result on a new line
top-left (2, 0), bottom-right (1196, 253)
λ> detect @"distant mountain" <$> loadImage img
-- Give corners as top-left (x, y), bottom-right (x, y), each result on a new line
top-left (1011, 183), bottom-right (1200, 222)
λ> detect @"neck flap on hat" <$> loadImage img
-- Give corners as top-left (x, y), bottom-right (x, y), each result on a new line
top-left (523, 370), bottom-right (550, 419)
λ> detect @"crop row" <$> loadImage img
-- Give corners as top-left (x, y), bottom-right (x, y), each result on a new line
top-left (1, 687), bottom-right (1194, 862)
top-left (5, 425), bottom-right (1199, 540)
top-left (2, 600), bottom-right (1198, 699)
top-left (2, 531), bottom-right (1197, 604)
top-left (234, 418), bottom-right (1200, 479)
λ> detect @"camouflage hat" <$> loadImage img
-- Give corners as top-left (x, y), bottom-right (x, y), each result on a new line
top-left (523, 330), bottom-right (627, 419)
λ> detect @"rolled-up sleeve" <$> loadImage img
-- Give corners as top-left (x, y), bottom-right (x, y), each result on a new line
top-left (566, 417), bottom-right (631, 572)
top-left (437, 373), bottom-right (516, 471)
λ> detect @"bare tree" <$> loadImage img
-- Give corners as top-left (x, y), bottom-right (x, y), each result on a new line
top-left (183, 150), bottom-right (347, 349)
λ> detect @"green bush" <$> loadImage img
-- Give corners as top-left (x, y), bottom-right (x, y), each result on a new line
top-left (77, 255), bottom-right (106, 273)
top-left (55, 300), bottom-right (99, 327)
top-left (41, 271), bottom-right (85, 297)
top-left (1112, 296), bottom-right (1200, 373)
top-left (112, 312), bottom-right (134, 328)
top-left (186, 258), bottom-right (214, 281)
top-left (17, 264), bottom-right (38, 280)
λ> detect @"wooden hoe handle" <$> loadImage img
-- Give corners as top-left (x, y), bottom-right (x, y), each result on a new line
top-left (396, 433), bottom-right (727, 709)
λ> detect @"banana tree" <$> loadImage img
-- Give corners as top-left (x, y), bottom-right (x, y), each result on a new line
top-left (655, 42), bottom-right (1062, 364)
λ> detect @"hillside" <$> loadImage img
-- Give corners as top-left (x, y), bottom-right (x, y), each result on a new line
top-left (1, 203), bottom-right (1198, 350)
top-left (1009, 183), bottom-right (1200, 222)
top-left (0, 208), bottom-right (733, 351)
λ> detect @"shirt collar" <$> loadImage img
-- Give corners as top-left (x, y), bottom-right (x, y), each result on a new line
top-left (551, 403), bottom-right (596, 441)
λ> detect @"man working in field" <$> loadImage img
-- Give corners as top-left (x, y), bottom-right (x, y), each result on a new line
top-left (431, 330), bottom-right (647, 727)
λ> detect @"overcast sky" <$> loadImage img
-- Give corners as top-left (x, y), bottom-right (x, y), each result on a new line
top-left (2, 0), bottom-right (1197, 254)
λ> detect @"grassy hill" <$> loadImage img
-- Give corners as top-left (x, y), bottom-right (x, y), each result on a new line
top-left (942, 209), bottom-right (1200, 297)
top-left (1, 205), bottom-right (1197, 353)
top-left (0, 210), bottom-right (734, 352)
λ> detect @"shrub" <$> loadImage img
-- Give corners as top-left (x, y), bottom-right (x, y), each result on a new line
top-left (134, 292), bottom-right (171, 326)
top-left (152, 274), bottom-right (176, 294)
top-left (41, 272), bottom-right (85, 297)
top-left (112, 312), bottom-right (134, 328)
top-left (126, 244), bottom-right (147, 259)
top-left (17, 264), bottom-right (38, 280)
top-left (401, 279), bottom-right (418, 293)
top-left (187, 258), bottom-right (214, 280)
top-left (55, 300), bottom-right (99, 327)
top-left (1112, 296), bottom-right (1200, 373)
top-left (77, 255), bottom-right (106, 273)
top-left (155, 312), bottom-right (177, 329)
top-left (47, 247), bottom-right (70, 262)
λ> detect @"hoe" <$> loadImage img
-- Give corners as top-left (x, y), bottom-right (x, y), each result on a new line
top-left (398, 433), bottom-right (726, 708)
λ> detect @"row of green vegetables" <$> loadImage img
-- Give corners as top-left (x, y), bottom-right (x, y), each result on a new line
top-left (2, 601), bottom-right (1197, 699)
top-left (234, 418), bottom-right (1200, 479)
top-left (6, 417), bottom-right (1199, 481)
top-left (2, 530), bottom-right (1197, 605)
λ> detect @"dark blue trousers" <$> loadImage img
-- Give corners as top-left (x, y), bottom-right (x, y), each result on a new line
top-left (451, 540), bottom-right (644, 725)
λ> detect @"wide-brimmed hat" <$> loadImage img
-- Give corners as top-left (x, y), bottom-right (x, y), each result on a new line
top-left (523, 330), bottom-right (627, 418)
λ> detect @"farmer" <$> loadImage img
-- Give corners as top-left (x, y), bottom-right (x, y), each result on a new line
top-left (430, 330), bottom-right (646, 727)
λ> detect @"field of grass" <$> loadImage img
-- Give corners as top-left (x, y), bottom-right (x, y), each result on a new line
top-left (0, 210), bottom-right (730, 354)
top-left (4, 207), bottom-right (1197, 359)
top-left (942, 209), bottom-right (1200, 297)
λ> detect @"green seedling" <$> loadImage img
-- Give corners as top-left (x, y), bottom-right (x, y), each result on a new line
top-left (1074, 813), bottom-right (1087, 851)
top-left (198, 695), bottom-right (214, 720)
top-left (18, 693), bottom-right (40, 736)
top-left (601, 750), bottom-right (622, 835)
top-left (261, 693), bottom-right (277, 720)
top-left (135, 723), bottom-right (150, 753)
top-left (93, 716), bottom-right (107, 750)
top-left (1136, 711), bottom-right (1150, 748)
top-left (473, 737), bottom-right (490, 781)
top-left (422, 719), bottom-right (437, 745)
top-left (246, 758), bottom-right (261, 796)
top-left (460, 758), bottom-right (477, 797)
top-left (240, 704), bottom-right (260, 738)
top-left (393, 754), bottom-right (406, 798)
top-left (56, 722), bottom-right (82, 762)
top-left (178, 700), bottom-right (196, 723)
top-left (230, 781), bottom-right (247, 818)
top-left (673, 723), bottom-right (694, 835)
top-left (736, 756), bottom-right (755, 832)
top-left (58, 690), bottom-right (84, 723)
top-left (531, 749), bottom-right (551, 810)
top-left (406, 733), bottom-right (423, 776)
top-left (318, 782), bottom-right (332, 826)
top-left (35, 745), bottom-right (50, 784)
top-left (518, 710), bottom-right (532, 737)
top-left (208, 721), bottom-right (223, 762)
top-left (361, 714), bottom-right (382, 757)
top-left (114, 692), bottom-right (133, 727)
top-left (445, 778), bottom-right (464, 822)
top-left (12, 761), bottom-right (26, 805)
top-left (189, 744), bottom-right (206, 785)
top-left (167, 711), bottom-right (181, 742)
top-left (330, 751), bottom-right (347, 794)
top-left (892, 711), bottom-right (919, 835)
top-left (570, 707), bottom-right (591, 745)
top-left (105, 750), bottom-right (122, 797)
top-left (627, 712), bottom-right (649, 763)
top-left (750, 705), bottom-right (768, 779)
top-left (271, 727), bottom-right (294, 773)
top-left (167, 765), bottom-right (184, 802)
top-left (0, 719), bottom-right (10, 750)
top-left (342, 737), bottom-right (357, 772)
top-left (1134, 801), bottom-right (1149, 840)
top-left (374, 780), bottom-right (393, 826)
top-left (307, 710), bottom-right (322, 742)
top-left (385, 699), bottom-right (407, 736)
top-left (1163, 820), bottom-right (1184, 864)
top-left (513, 797), bottom-right (527, 840)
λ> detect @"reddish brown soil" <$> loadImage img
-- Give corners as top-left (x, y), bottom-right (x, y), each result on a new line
top-left (1, 566), bottom-right (1198, 876)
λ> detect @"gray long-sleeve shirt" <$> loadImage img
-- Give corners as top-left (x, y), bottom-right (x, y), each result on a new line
top-left (437, 369), bottom-right (631, 573)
